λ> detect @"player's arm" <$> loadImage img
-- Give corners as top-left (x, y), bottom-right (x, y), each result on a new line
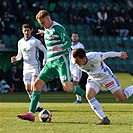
top-left (52, 26), bottom-right (71, 51)
top-left (98, 51), bottom-right (127, 61)
top-left (37, 41), bottom-right (47, 65)
top-left (11, 44), bottom-right (22, 63)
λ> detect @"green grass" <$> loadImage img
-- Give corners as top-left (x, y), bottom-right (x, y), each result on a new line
top-left (0, 73), bottom-right (133, 133)
top-left (0, 92), bottom-right (133, 133)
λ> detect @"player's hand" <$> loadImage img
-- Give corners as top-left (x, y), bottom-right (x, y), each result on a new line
top-left (36, 29), bottom-right (44, 36)
top-left (51, 46), bottom-right (62, 51)
top-left (120, 52), bottom-right (128, 59)
top-left (11, 56), bottom-right (16, 63)
top-left (42, 61), bottom-right (46, 66)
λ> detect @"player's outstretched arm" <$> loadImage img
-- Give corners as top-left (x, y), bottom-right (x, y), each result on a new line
top-left (120, 52), bottom-right (128, 59)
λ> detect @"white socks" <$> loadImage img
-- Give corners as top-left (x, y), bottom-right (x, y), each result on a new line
top-left (76, 94), bottom-right (82, 101)
top-left (123, 85), bottom-right (133, 99)
top-left (88, 97), bottom-right (106, 119)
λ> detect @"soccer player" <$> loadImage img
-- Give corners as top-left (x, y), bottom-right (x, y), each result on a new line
top-left (11, 24), bottom-right (47, 112)
top-left (70, 32), bottom-right (85, 104)
top-left (71, 48), bottom-right (133, 125)
top-left (17, 10), bottom-right (86, 121)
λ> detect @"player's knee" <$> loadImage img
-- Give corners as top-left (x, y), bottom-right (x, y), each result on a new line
top-left (63, 86), bottom-right (72, 93)
top-left (86, 93), bottom-right (94, 100)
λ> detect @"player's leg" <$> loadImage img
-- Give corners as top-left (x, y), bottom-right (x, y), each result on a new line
top-left (70, 60), bottom-right (82, 103)
top-left (17, 64), bottom-right (54, 121)
top-left (112, 85), bottom-right (133, 101)
top-left (31, 73), bottom-right (43, 112)
top-left (60, 55), bottom-right (86, 98)
top-left (86, 79), bottom-right (110, 125)
top-left (73, 68), bottom-right (82, 104)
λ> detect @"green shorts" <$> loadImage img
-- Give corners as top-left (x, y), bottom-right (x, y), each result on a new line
top-left (38, 54), bottom-right (72, 83)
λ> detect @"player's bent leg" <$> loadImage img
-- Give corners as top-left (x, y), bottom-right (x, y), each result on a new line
top-left (113, 89), bottom-right (127, 101)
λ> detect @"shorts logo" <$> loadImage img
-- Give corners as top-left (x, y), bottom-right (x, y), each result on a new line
top-left (105, 81), bottom-right (114, 88)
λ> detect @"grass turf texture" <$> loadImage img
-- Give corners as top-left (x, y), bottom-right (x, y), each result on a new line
top-left (0, 73), bottom-right (133, 133)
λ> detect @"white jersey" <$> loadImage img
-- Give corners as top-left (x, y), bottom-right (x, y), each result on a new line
top-left (75, 51), bottom-right (122, 93)
top-left (15, 36), bottom-right (47, 84)
top-left (70, 42), bottom-right (84, 81)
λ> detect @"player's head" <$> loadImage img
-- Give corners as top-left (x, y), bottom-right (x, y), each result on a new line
top-left (36, 10), bottom-right (52, 28)
top-left (72, 48), bottom-right (86, 66)
top-left (71, 32), bottom-right (79, 44)
top-left (22, 24), bottom-right (33, 40)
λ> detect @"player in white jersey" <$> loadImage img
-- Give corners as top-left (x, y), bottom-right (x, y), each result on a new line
top-left (11, 24), bottom-right (47, 112)
top-left (70, 32), bottom-right (85, 104)
top-left (72, 48), bottom-right (133, 125)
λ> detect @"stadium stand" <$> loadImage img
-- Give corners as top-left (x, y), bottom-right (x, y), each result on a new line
top-left (0, 0), bottom-right (133, 73)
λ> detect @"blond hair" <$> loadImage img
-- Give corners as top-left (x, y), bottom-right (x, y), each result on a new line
top-left (36, 10), bottom-right (49, 20)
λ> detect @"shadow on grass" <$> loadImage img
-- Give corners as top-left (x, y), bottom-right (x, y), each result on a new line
top-left (0, 91), bottom-right (132, 103)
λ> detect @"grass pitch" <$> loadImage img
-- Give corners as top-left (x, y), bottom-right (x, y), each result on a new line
top-left (0, 73), bottom-right (133, 133)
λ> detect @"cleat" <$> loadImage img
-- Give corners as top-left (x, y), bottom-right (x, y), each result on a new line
top-left (73, 100), bottom-right (82, 104)
top-left (17, 112), bottom-right (35, 122)
top-left (36, 107), bottom-right (43, 112)
top-left (95, 116), bottom-right (111, 125)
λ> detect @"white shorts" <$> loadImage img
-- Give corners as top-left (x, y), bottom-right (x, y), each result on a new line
top-left (23, 68), bottom-right (40, 84)
top-left (86, 74), bottom-right (121, 94)
top-left (70, 63), bottom-right (82, 82)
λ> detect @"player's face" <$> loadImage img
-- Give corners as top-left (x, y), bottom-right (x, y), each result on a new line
top-left (37, 16), bottom-right (51, 28)
top-left (72, 56), bottom-right (86, 66)
top-left (71, 34), bottom-right (79, 43)
top-left (22, 28), bottom-right (32, 40)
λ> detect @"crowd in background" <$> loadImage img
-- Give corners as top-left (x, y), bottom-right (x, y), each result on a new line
top-left (0, 0), bottom-right (133, 93)
top-left (0, 0), bottom-right (133, 48)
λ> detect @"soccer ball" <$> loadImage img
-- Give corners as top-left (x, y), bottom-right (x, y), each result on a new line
top-left (38, 109), bottom-right (52, 122)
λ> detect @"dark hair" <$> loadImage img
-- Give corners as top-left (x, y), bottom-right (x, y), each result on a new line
top-left (72, 48), bottom-right (86, 59)
top-left (22, 24), bottom-right (32, 30)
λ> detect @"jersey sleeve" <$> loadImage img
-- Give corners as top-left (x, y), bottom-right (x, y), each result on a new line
top-left (98, 51), bottom-right (121, 61)
top-left (36, 41), bottom-right (47, 61)
top-left (15, 42), bottom-right (23, 61)
top-left (56, 26), bottom-right (71, 50)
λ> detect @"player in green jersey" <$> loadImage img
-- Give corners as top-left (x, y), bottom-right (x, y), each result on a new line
top-left (17, 10), bottom-right (86, 121)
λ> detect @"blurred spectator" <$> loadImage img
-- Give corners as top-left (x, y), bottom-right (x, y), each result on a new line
top-left (0, 0), bottom-right (13, 17)
top-left (78, 3), bottom-right (94, 24)
top-left (23, 13), bottom-right (34, 28)
top-left (126, 18), bottom-right (133, 36)
top-left (107, 19), bottom-right (119, 36)
top-left (118, 8), bottom-right (128, 21)
top-left (110, 4), bottom-right (119, 21)
top-left (0, 66), bottom-right (13, 93)
top-left (127, 0), bottom-right (133, 20)
top-left (6, 65), bottom-right (21, 92)
top-left (2, 12), bottom-right (16, 36)
top-left (106, 5), bottom-right (113, 23)
top-left (117, 16), bottom-right (129, 37)
top-left (97, 5), bottom-right (108, 24)
top-left (0, 16), bottom-right (5, 43)
top-left (66, 3), bottom-right (79, 24)
top-left (14, 3), bottom-right (25, 24)
top-left (93, 18), bottom-right (104, 37)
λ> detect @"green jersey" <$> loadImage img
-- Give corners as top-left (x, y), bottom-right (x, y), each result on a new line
top-left (44, 21), bottom-right (71, 62)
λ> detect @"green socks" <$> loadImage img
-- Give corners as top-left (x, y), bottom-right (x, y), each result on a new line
top-left (29, 91), bottom-right (41, 113)
top-left (72, 86), bottom-right (86, 98)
